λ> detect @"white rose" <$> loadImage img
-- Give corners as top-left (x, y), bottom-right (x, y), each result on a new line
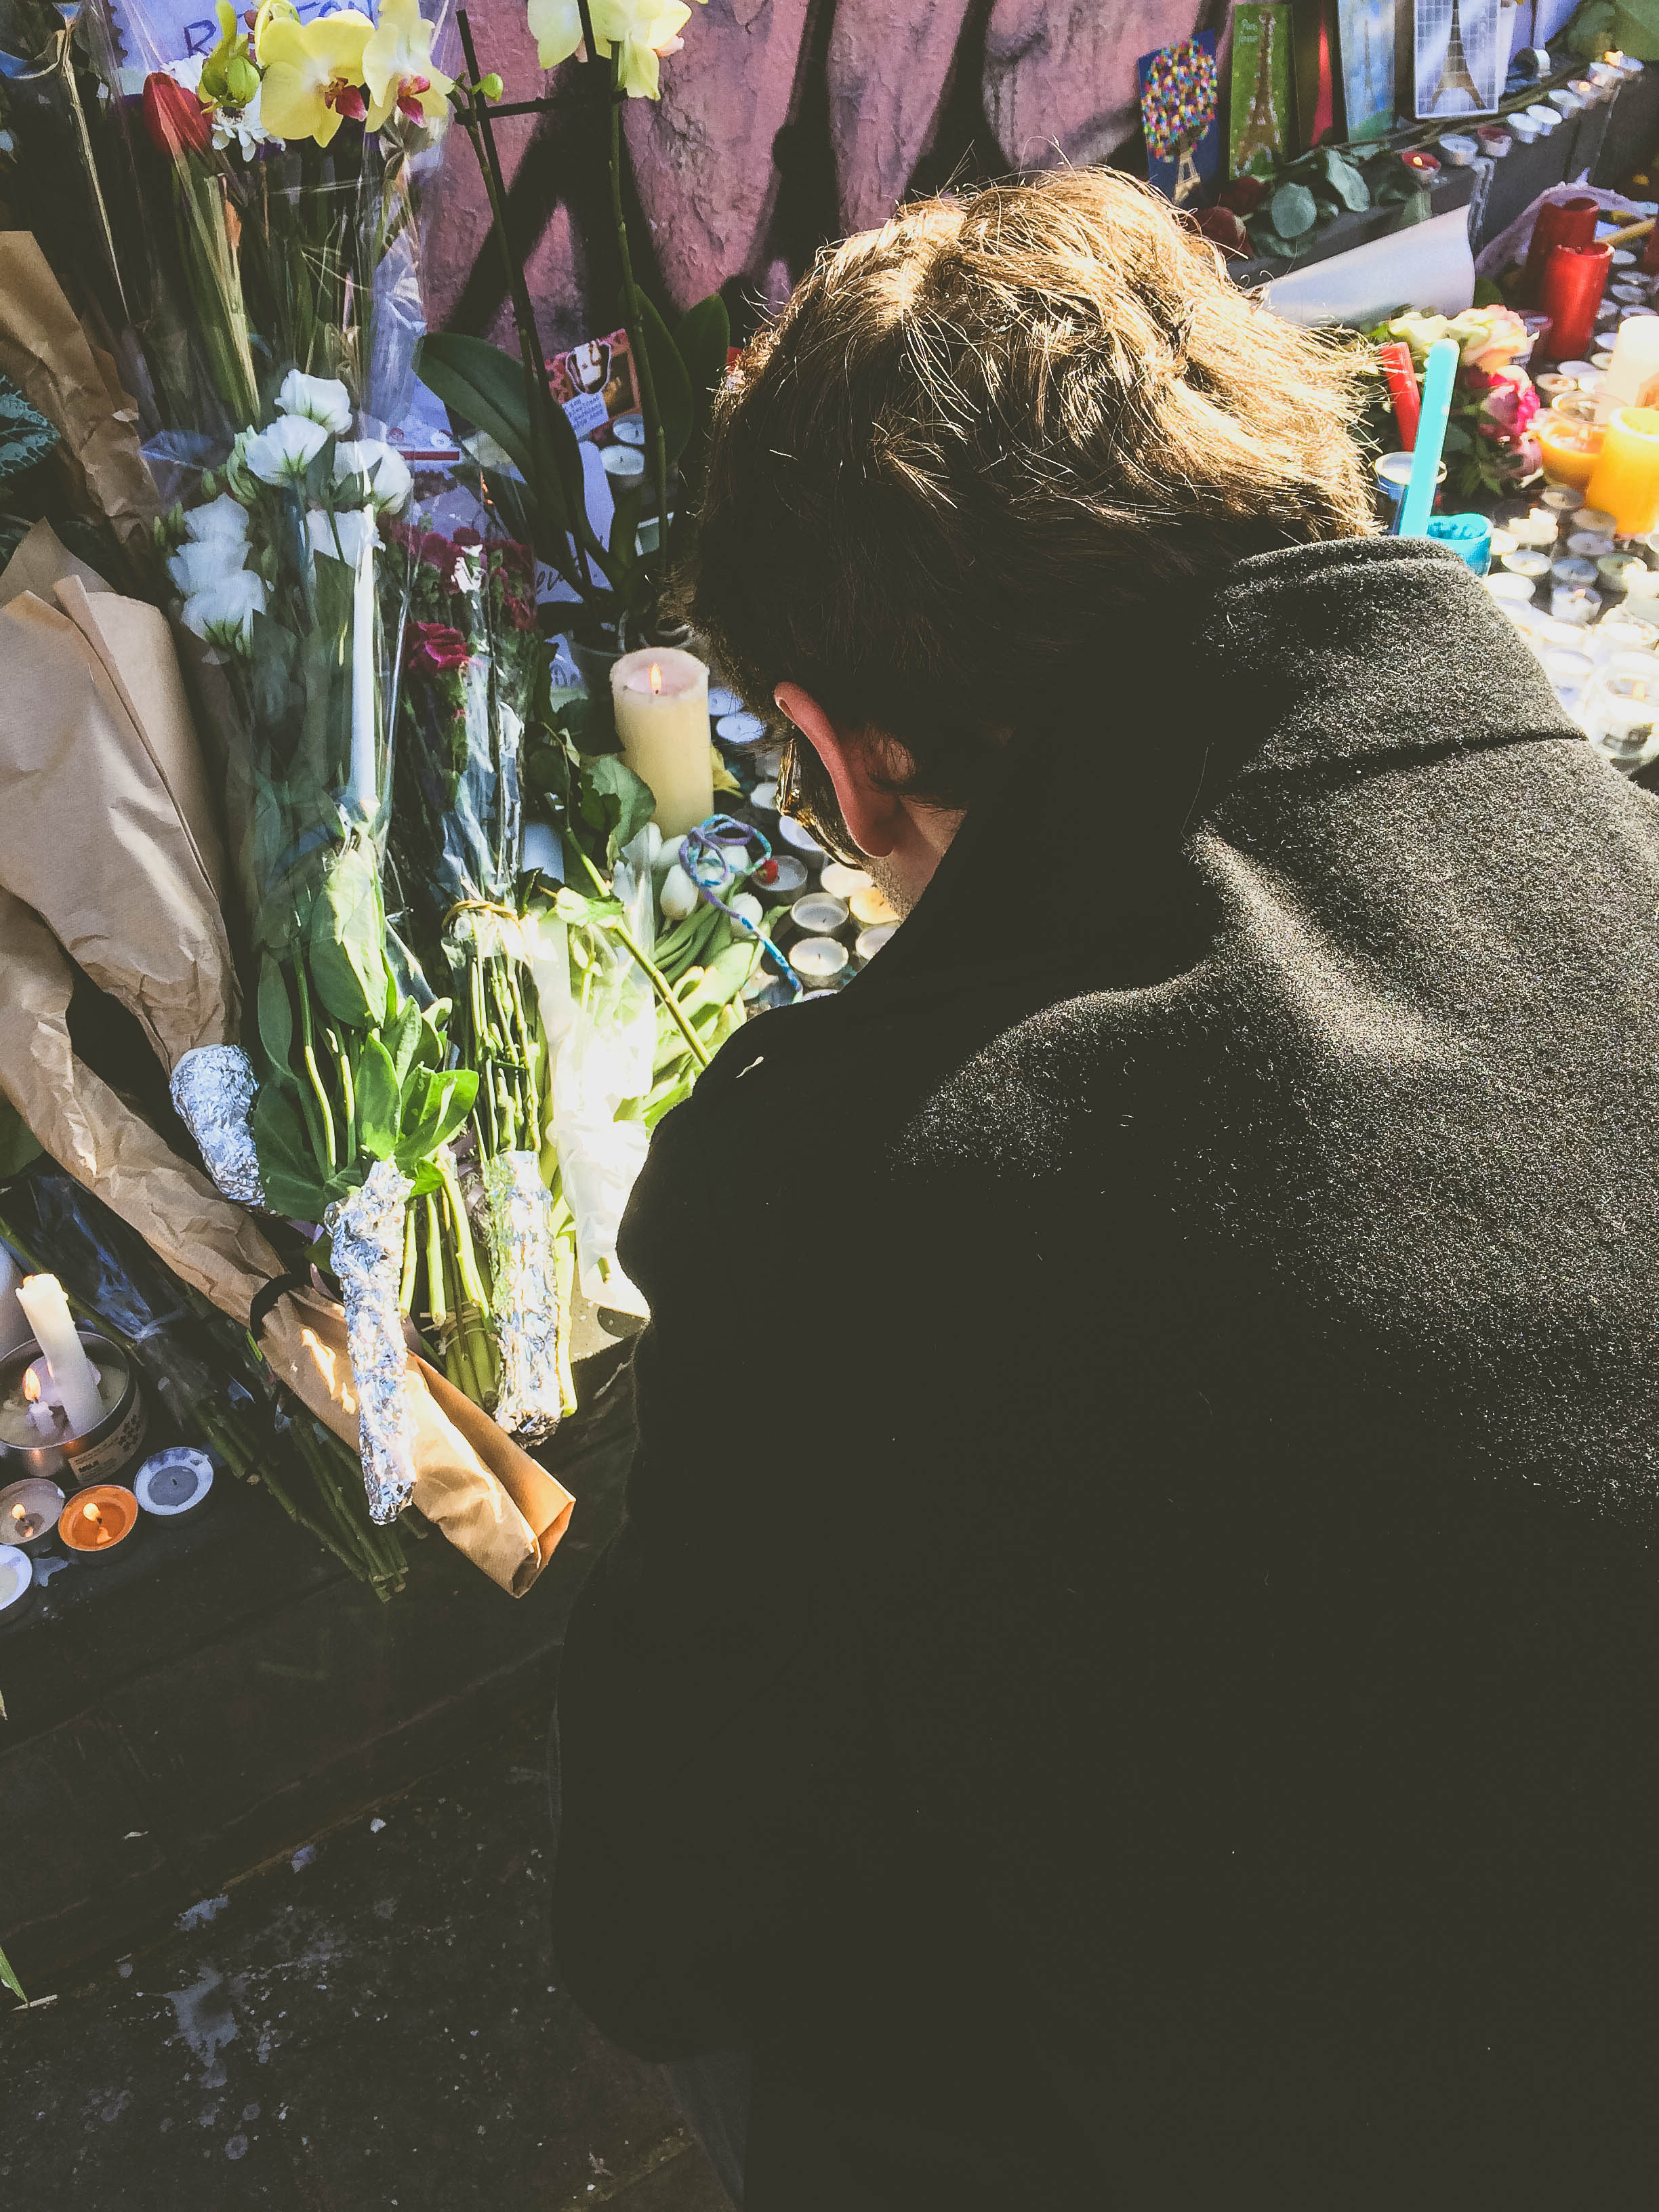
top-left (306, 505), bottom-right (378, 568)
top-left (244, 414), bottom-right (329, 485)
top-left (333, 438), bottom-right (413, 515)
top-left (182, 569), bottom-right (267, 653)
top-left (275, 370), bottom-right (352, 435)
top-left (167, 537), bottom-right (243, 598)
top-left (183, 492), bottom-right (251, 549)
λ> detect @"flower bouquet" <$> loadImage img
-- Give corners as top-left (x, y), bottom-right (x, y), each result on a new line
top-left (155, 368), bottom-right (495, 1525)
top-left (380, 509), bottom-right (567, 1438)
top-left (115, 0), bottom-right (446, 449)
top-left (1370, 306), bottom-right (1542, 501)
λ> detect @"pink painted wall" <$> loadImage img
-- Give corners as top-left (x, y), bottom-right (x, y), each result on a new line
top-left (425, 0), bottom-right (1209, 352)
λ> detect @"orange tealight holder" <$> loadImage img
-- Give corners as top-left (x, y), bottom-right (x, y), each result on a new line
top-left (58, 1483), bottom-right (140, 1563)
top-left (1538, 407), bottom-right (1607, 491)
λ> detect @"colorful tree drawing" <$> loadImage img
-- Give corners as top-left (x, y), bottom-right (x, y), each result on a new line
top-left (1143, 38), bottom-right (1221, 205)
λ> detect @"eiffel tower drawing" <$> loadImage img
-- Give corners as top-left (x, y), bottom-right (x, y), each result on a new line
top-left (1233, 12), bottom-right (1283, 171)
top-left (1427, 0), bottom-right (1485, 112)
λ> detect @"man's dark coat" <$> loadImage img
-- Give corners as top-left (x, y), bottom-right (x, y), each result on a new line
top-left (552, 539), bottom-right (1659, 2207)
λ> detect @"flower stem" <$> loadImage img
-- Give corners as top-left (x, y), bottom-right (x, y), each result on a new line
top-left (608, 47), bottom-right (671, 590)
top-left (294, 960), bottom-right (337, 1173)
top-left (577, 848), bottom-right (710, 1067)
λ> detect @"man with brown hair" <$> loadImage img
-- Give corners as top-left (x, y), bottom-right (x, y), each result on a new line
top-left (552, 172), bottom-right (1659, 2207)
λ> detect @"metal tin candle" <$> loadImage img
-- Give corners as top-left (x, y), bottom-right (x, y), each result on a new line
top-left (791, 937), bottom-right (849, 989)
top-left (1598, 555), bottom-right (1651, 597)
top-left (850, 883), bottom-right (903, 930)
top-left (0, 1331), bottom-right (145, 1487)
top-left (1500, 550), bottom-right (1553, 583)
top-left (0, 1475), bottom-right (64, 1556)
top-left (0, 1543), bottom-right (37, 1629)
top-left (1568, 531), bottom-right (1618, 559)
top-left (819, 863), bottom-right (873, 902)
top-left (1593, 613), bottom-right (1659, 659)
top-left (716, 712), bottom-right (768, 748)
top-left (58, 1483), bottom-right (140, 1562)
top-left (752, 853), bottom-right (808, 904)
top-left (134, 1446), bottom-right (216, 1522)
top-left (855, 923), bottom-right (899, 964)
top-left (1552, 585), bottom-right (1603, 624)
top-left (790, 891), bottom-right (851, 937)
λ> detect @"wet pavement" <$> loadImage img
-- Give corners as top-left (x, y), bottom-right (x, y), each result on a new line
top-left (2, 1713), bottom-right (730, 2212)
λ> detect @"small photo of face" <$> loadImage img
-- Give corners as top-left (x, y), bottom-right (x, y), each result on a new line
top-left (572, 340), bottom-right (611, 394)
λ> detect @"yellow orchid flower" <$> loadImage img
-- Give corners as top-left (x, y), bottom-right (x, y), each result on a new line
top-left (592, 0), bottom-right (695, 98)
top-left (362, 0), bottom-right (453, 130)
top-left (527, 0), bottom-right (589, 69)
top-left (258, 7), bottom-right (374, 146)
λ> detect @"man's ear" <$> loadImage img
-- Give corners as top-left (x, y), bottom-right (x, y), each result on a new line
top-left (773, 682), bottom-right (905, 858)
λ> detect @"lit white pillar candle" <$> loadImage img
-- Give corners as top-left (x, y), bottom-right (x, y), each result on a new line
top-left (16, 1274), bottom-right (104, 1435)
top-left (610, 648), bottom-right (714, 839)
top-left (1604, 316), bottom-right (1659, 410)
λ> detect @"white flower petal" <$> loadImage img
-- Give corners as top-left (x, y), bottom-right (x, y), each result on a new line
top-left (183, 491), bottom-right (251, 548)
top-left (333, 438), bottom-right (413, 514)
top-left (276, 370), bottom-right (353, 435)
top-left (182, 569), bottom-right (268, 652)
top-left (245, 415), bottom-right (329, 484)
top-left (306, 504), bottom-right (379, 567)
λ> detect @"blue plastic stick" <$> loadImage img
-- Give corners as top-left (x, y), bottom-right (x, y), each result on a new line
top-left (1395, 337), bottom-right (1460, 540)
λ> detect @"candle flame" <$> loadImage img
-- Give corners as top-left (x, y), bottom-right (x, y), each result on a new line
top-left (81, 1499), bottom-right (111, 1548)
top-left (22, 1368), bottom-right (39, 1404)
top-left (9, 1500), bottom-right (23, 1522)
top-left (649, 662), bottom-right (663, 695)
top-left (83, 1501), bottom-right (102, 1526)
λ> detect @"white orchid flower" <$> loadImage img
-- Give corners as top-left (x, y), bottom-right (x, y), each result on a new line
top-left (306, 504), bottom-right (379, 567)
top-left (275, 369), bottom-right (353, 434)
top-left (168, 536), bottom-right (246, 599)
top-left (245, 413), bottom-right (329, 484)
top-left (182, 569), bottom-right (267, 653)
top-left (183, 491), bottom-right (251, 549)
top-left (333, 438), bottom-right (413, 514)
top-left (527, 0), bottom-right (586, 67)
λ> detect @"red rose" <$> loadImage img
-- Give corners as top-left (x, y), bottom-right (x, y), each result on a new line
top-left (142, 73), bottom-right (213, 158)
top-left (1221, 175), bottom-right (1268, 216)
top-left (1191, 206), bottom-right (1249, 255)
top-left (501, 592), bottom-right (537, 632)
top-left (407, 621), bottom-right (472, 676)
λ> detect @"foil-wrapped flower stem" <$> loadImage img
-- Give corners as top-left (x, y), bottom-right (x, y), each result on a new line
top-left (481, 1149), bottom-right (565, 1441)
top-left (170, 1044), bottom-right (266, 1208)
top-left (328, 1158), bottom-right (416, 1522)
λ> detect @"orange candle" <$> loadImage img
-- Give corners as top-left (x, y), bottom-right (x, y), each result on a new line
top-left (1538, 408), bottom-right (1607, 491)
top-left (58, 1483), bottom-right (139, 1558)
top-left (1586, 407), bottom-right (1659, 535)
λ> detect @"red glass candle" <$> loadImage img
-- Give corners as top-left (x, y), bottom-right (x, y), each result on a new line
top-left (1524, 194), bottom-right (1600, 302)
top-left (1643, 220), bottom-right (1659, 277)
top-left (1540, 242), bottom-right (1614, 363)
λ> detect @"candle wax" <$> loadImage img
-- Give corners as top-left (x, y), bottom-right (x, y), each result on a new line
top-left (14, 1276), bottom-right (104, 1434)
top-left (1586, 407), bottom-right (1659, 537)
top-left (0, 1361), bottom-right (120, 1448)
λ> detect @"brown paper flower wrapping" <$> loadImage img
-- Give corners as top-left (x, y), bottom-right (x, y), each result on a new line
top-left (0, 232), bottom-right (157, 547)
top-left (0, 542), bottom-right (573, 1596)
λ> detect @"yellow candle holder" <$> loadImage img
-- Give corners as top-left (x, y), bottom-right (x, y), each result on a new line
top-left (1538, 408), bottom-right (1607, 493)
top-left (1586, 407), bottom-right (1659, 538)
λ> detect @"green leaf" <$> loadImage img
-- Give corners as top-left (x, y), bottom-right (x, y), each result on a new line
top-left (607, 478), bottom-right (647, 569)
top-left (258, 954), bottom-right (294, 1072)
top-left (1270, 182), bottom-right (1318, 240)
top-left (383, 997), bottom-right (422, 1090)
top-left (1393, 188), bottom-right (1433, 232)
top-left (356, 1036), bottom-right (400, 1159)
top-left (1614, 0), bottom-right (1659, 54)
top-left (308, 842), bottom-right (388, 1030)
top-left (577, 752), bottom-right (658, 867)
top-left (253, 1082), bottom-right (327, 1216)
top-left (673, 293), bottom-right (731, 518)
top-left (1317, 148), bottom-right (1370, 213)
top-left (430, 1068), bottom-right (479, 1149)
top-left (634, 291), bottom-right (695, 468)
top-left (408, 1160), bottom-right (443, 1198)
top-left (417, 332), bottom-right (537, 480)
top-left (0, 1936), bottom-right (28, 2006)
top-left (0, 1093), bottom-right (41, 1179)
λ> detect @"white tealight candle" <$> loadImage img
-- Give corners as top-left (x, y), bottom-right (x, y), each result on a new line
top-left (15, 1276), bottom-right (104, 1435)
top-left (610, 648), bottom-right (714, 839)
